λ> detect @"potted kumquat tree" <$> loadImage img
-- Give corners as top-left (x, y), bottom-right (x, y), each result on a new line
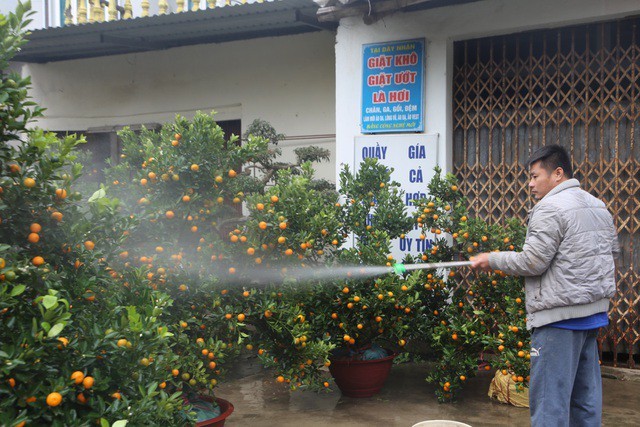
top-left (103, 111), bottom-right (280, 424)
top-left (103, 112), bottom-right (337, 420)
top-left (1, 4), bottom-right (196, 425)
top-left (411, 167), bottom-right (528, 403)
top-left (230, 158), bottom-right (448, 397)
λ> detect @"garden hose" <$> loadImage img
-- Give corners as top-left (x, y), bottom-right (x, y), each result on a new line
top-left (391, 261), bottom-right (473, 275)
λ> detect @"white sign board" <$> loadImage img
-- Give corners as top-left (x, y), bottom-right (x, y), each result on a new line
top-left (354, 134), bottom-right (439, 259)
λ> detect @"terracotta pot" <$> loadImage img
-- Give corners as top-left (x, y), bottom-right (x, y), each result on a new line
top-left (195, 397), bottom-right (234, 427)
top-left (329, 352), bottom-right (396, 397)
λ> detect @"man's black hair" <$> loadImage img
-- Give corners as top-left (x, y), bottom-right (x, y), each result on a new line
top-left (528, 144), bottom-right (573, 179)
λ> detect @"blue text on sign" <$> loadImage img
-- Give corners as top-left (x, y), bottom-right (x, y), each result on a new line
top-left (362, 145), bottom-right (388, 160)
top-left (409, 168), bottom-right (423, 183)
top-left (408, 143), bottom-right (426, 159)
top-left (398, 237), bottom-right (434, 252)
top-left (405, 192), bottom-right (427, 206)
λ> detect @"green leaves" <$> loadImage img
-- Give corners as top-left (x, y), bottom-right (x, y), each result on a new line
top-left (30, 291), bottom-right (72, 339)
top-left (42, 294), bottom-right (58, 309)
top-left (1, 2), bottom-right (42, 143)
top-left (9, 284), bottom-right (25, 296)
top-left (88, 188), bottom-right (107, 203)
top-left (47, 322), bottom-right (65, 338)
top-left (126, 306), bottom-right (142, 332)
top-left (337, 157), bottom-right (413, 265)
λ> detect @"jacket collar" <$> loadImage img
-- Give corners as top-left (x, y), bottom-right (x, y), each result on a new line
top-left (543, 178), bottom-right (580, 200)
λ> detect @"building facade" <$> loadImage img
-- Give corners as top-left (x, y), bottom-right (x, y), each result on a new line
top-left (322, 0), bottom-right (639, 367)
top-left (5, 0), bottom-right (639, 366)
top-left (6, 0), bottom-right (338, 183)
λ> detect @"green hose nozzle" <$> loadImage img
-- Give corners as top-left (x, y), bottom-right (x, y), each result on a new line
top-left (392, 261), bottom-right (473, 276)
top-left (392, 263), bottom-right (407, 275)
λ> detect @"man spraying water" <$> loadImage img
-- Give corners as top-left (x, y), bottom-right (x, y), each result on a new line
top-left (470, 144), bottom-right (619, 427)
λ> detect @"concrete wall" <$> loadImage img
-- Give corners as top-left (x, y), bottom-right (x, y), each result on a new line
top-left (334, 0), bottom-right (640, 182)
top-left (20, 30), bottom-right (337, 182)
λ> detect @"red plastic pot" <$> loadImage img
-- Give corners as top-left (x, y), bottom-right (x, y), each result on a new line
top-left (195, 397), bottom-right (234, 427)
top-left (329, 353), bottom-right (396, 397)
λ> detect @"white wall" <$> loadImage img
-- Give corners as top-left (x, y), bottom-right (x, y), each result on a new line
top-left (21, 30), bottom-right (337, 181)
top-left (334, 0), bottom-right (640, 182)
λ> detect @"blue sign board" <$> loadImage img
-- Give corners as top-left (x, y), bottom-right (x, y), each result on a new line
top-left (361, 39), bottom-right (425, 133)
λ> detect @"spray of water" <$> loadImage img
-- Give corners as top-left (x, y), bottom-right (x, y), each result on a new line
top-left (213, 261), bottom-right (473, 288)
top-left (217, 264), bottom-right (394, 288)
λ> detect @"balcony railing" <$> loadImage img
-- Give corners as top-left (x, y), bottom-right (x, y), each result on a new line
top-left (48, 0), bottom-right (268, 28)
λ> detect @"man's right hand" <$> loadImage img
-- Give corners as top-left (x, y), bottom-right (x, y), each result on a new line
top-left (470, 253), bottom-right (493, 272)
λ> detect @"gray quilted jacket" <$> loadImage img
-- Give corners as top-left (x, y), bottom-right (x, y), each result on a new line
top-left (489, 178), bottom-right (619, 329)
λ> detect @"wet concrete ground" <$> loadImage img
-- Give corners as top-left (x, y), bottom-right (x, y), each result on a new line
top-left (215, 361), bottom-right (640, 426)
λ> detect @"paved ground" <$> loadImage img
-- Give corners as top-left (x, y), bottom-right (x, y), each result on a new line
top-left (215, 361), bottom-right (640, 426)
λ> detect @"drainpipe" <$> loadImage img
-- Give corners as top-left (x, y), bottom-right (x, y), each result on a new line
top-left (45, 0), bottom-right (51, 28)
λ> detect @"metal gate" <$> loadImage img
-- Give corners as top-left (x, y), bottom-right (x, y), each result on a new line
top-left (452, 18), bottom-right (639, 368)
